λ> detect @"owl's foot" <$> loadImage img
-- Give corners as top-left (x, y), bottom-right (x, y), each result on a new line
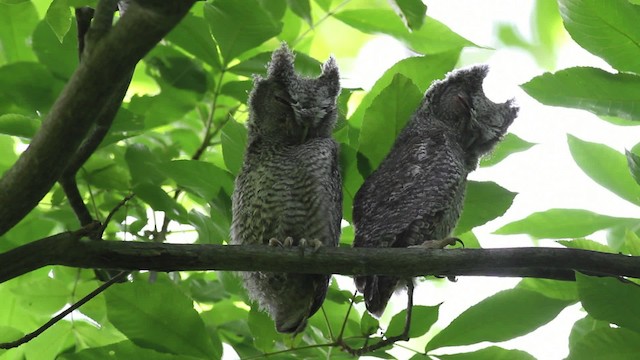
top-left (409, 237), bottom-right (462, 282)
top-left (299, 238), bottom-right (323, 252)
top-left (409, 237), bottom-right (463, 249)
top-left (268, 237), bottom-right (295, 247)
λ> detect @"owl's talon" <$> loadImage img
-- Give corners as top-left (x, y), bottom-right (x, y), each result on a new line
top-left (268, 238), bottom-right (282, 247)
top-left (299, 238), bottom-right (323, 252)
top-left (409, 237), bottom-right (462, 249)
top-left (283, 237), bottom-right (294, 247)
top-left (451, 237), bottom-right (465, 248)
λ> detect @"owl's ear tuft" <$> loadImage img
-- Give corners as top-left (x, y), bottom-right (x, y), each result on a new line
top-left (447, 65), bottom-right (489, 92)
top-left (320, 56), bottom-right (340, 98)
top-left (267, 42), bottom-right (296, 82)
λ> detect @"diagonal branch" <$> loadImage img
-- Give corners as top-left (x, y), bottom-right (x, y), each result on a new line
top-left (1, 231), bottom-right (639, 284)
top-left (0, 0), bottom-right (196, 236)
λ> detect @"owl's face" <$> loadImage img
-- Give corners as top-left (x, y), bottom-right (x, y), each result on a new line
top-left (424, 65), bottom-right (517, 153)
top-left (247, 45), bottom-right (340, 146)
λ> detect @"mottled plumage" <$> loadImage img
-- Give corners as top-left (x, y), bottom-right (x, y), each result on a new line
top-left (353, 65), bottom-right (518, 317)
top-left (231, 44), bottom-right (342, 333)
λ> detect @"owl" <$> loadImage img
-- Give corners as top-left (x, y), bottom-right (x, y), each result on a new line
top-left (231, 44), bottom-right (342, 333)
top-left (353, 65), bottom-right (518, 317)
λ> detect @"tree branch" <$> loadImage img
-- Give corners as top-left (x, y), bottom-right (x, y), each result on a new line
top-left (0, 0), bottom-right (196, 236)
top-left (1, 232), bottom-right (638, 284)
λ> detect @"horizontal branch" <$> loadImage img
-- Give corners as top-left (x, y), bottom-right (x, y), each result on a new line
top-left (1, 231), bottom-right (639, 283)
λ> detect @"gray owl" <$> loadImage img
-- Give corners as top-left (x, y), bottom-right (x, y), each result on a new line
top-left (353, 65), bottom-right (518, 317)
top-left (231, 44), bottom-right (342, 333)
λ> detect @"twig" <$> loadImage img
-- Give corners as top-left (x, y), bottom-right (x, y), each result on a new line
top-left (60, 177), bottom-right (94, 226)
top-left (339, 283), bottom-right (414, 356)
top-left (336, 291), bottom-right (357, 342)
top-left (75, 7), bottom-right (95, 60)
top-left (100, 193), bottom-right (135, 237)
top-left (0, 271), bottom-right (127, 349)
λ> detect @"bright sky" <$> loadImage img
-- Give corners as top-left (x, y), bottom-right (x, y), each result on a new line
top-left (339, 1), bottom-right (640, 359)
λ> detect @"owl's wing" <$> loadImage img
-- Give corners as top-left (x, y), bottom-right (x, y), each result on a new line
top-left (354, 133), bottom-right (465, 247)
top-left (328, 143), bottom-right (343, 246)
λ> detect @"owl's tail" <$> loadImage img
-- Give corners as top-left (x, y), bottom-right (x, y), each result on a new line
top-left (355, 275), bottom-right (399, 318)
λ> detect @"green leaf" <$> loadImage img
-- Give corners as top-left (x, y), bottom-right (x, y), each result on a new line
top-left (259, 0), bottom-right (287, 21)
top-left (436, 346), bottom-right (536, 360)
top-left (566, 327), bottom-right (640, 360)
top-left (360, 311), bottom-right (379, 336)
top-left (221, 118), bottom-right (248, 175)
top-left (390, 0), bottom-right (427, 31)
top-left (358, 73), bottom-right (423, 171)
top-left (188, 210), bottom-right (218, 245)
top-left (624, 229), bottom-right (640, 256)
top-left (568, 315), bottom-right (610, 351)
top-left (599, 115), bottom-right (640, 126)
top-left (248, 306), bottom-right (279, 351)
top-left (532, 0), bottom-right (563, 68)
top-left (568, 134), bottom-right (640, 206)
top-left (426, 288), bottom-right (572, 351)
top-left (457, 230), bottom-right (481, 249)
top-left (221, 80), bottom-right (252, 103)
top-left (334, 9), bottom-right (475, 55)
top-left (340, 143), bottom-right (364, 223)
top-left (349, 54), bottom-right (458, 130)
top-left (84, 155), bottom-right (131, 191)
top-left (60, 340), bottom-right (204, 360)
top-left (188, 274), bottom-right (227, 303)
top-left (205, 0), bottom-right (282, 64)
top-left (308, 283), bottom-right (361, 339)
top-left (0, 114), bottom-right (39, 138)
top-left (314, 0), bottom-right (331, 11)
top-left (158, 159), bottom-right (234, 200)
top-left (480, 133), bottom-right (535, 167)
top-left (517, 278), bottom-right (578, 301)
top-left (23, 320), bottom-right (73, 360)
top-left (0, 326), bottom-right (23, 353)
top-left (522, 67), bottom-right (640, 122)
top-left (0, 136), bottom-right (17, 174)
top-left (165, 13), bottom-right (222, 70)
top-left (287, 0), bottom-right (312, 25)
top-left (558, 0), bottom-right (640, 74)
top-left (10, 277), bottom-right (70, 316)
top-left (576, 272), bottom-right (640, 333)
top-left (45, 0), bottom-right (72, 43)
top-left (32, 19), bottom-right (79, 80)
top-left (455, 181), bottom-right (517, 235)
top-left (0, 62), bottom-right (58, 114)
top-left (495, 208), bottom-right (639, 239)
top-left (125, 144), bottom-right (166, 186)
top-left (0, 1), bottom-right (38, 63)
top-left (385, 305), bottom-right (439, 339)
top-left (127, 87), bottom-right (198, 129)
top-left (132, 183), bottom-right (188, 222)
top-left (626, 149), bottom-right (640, 186)
top-left (146, 52), bottom-right (208, 94)
top-left (106, 280), bottom-right (219, 359)
top-left (557, 238), bottom-right (613, 253)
